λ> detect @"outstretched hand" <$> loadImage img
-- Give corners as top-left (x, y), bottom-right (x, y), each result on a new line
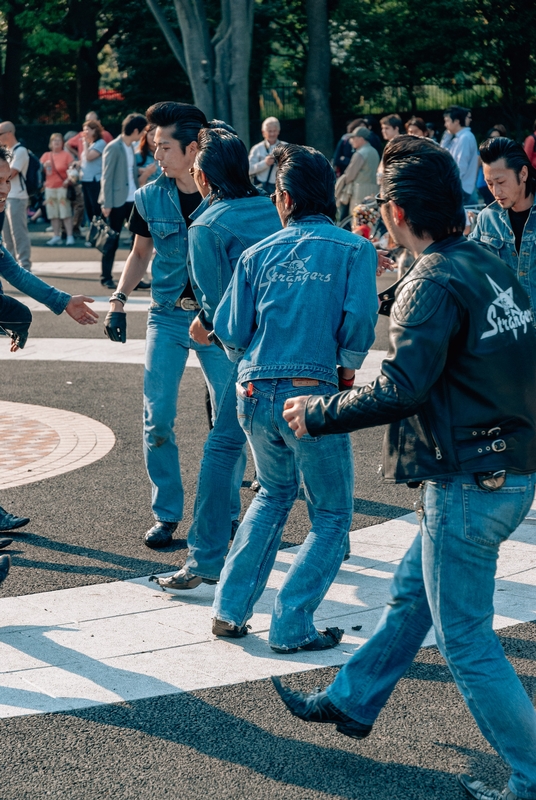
top-left (65, 295), bottom-right (99, 325)
top-left (376, 250), bottom-right (396, 276)
top-left (282, 395), bottom-right (310, 439)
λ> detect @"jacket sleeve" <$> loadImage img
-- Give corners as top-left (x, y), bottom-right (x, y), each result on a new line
top-left (0, 247), bottom-right (70, 314)
top-left (336, 239), bottom-right (378, 369)
top-left (343, 152), bottom-right (364, 184)
top-left (468, 213), bottom-right (494, 254)
top-left (213, 253), bottom-right (256, 361)
top-left (188, 224), bottom-right (230, 328)
top-left (249, 144), bottom-right (267, 177)
top-left (99, 142), bottom-right (116, 208)
top-left (305, 277), bottom-right (461, 435)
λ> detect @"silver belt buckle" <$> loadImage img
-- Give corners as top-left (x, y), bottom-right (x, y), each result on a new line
top-left (178, 298), bottom-right (199, 311)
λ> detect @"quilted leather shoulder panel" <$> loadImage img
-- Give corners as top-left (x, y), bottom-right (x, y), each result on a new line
top-left (392, 278), bottom-right (447, 327)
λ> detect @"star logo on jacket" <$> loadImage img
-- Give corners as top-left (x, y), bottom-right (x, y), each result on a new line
top-left (481, 275), bottom-right (532, 340)
top-left (260, 248), bottom-right (331, 287)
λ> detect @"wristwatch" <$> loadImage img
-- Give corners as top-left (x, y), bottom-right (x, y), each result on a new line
top-left (110, 291), bottom-right (127, 305)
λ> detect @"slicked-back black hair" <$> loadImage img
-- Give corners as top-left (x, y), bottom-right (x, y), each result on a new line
top-left (479, 136), bottom-right (536, 198)
top-left (382, 135), bottom-right (465, 240)
top-left (146, 101), bottom-right (208, 152)
top-left (0, 145), bottom-right (12, 163)
top-left (273, 144), bottom-right (336, 222)
top-left (196, 128), bottom-right (259, 202)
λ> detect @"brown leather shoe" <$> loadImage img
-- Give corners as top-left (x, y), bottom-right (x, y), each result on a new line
top-left (212, 618), bottom-right (250, 638)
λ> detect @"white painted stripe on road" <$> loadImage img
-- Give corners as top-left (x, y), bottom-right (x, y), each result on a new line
top-left (0, 513), bottom-right (534, 718)
top-left (32, 261), bottom-right (128, 276)
top-left (0, 339), bottom-right (387, 378)
top-left (17, 297), bottom-right (151, 313)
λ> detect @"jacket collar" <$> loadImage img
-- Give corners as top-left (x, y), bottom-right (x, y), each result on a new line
top-left (189, 194), bottom-right (211, 222)
top-left (286, 214), bottom-right (335, 227)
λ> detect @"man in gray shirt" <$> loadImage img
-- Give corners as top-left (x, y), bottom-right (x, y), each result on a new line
top-left (98, 113), bottom-right (146, 289)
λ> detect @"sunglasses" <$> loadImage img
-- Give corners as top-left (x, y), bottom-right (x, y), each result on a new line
top-left (375, 193), bottom-right (391, 206)
top-left (188, 166), bottom-right (199, 177)
top-left (270, 192), bottom-right (279, 205)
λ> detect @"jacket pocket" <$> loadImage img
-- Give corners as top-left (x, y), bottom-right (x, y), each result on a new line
top-left (149, 221), bottom-right (183, 256)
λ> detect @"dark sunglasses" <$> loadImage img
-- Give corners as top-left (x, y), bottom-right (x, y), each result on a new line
top-left (270, 192), bottom-right (279, 205)
top-left (375, 192), bottom-right (391, 205)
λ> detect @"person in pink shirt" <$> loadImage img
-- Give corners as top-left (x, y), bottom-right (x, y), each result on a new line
top-left (524, 120), bottom-right (536, 169)
top-left (40, 133), bottom-right (75, 245)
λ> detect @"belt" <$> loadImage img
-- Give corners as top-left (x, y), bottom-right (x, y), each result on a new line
top-left (175, 297), bottom-right (200, 311)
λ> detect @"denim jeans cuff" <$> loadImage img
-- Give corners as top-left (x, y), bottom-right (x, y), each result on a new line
top-left (326, 686), bottom-right (377, 727)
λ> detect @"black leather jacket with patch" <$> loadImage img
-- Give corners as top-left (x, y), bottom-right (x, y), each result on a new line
top-left (305, 235), bottom-right (536, 483)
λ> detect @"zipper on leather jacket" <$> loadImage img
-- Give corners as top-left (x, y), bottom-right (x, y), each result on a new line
top-left (420, 412), bottom-right (443, 460)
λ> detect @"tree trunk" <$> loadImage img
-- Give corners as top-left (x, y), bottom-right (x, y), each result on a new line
top-left (304, 0), bottom-right (333, 157)
top-left (66, 0), bottom-right (101, 121)
top-left (1, 7), bottom-right (24, 122)
top-left (149, 0), bottom-right (254, 146)
top-left (173, 0), bottom-right (215, 119)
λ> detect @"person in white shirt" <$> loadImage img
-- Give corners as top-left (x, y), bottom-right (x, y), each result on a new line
top-left (0, 121), bottom-right (32, 271)
top-left (442, 106), bottom-right (479, 204)
top-left (248, 117), bottom-right (286, 194)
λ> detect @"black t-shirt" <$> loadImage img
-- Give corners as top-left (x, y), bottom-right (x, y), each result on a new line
top-left (128, 185), bottom-right (202, 299)
top-left (508, 207), bottom-right (531, 255)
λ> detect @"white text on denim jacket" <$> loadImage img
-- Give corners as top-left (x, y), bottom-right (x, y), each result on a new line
top-left (260, 249), bottom-right (331, 288)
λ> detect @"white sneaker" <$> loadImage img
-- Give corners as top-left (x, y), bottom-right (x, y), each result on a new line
top-left (46, 236), bottom-right (62, 246)
top-left (45, 226), bottom-right (53, 232)
top-left (65, 235), bottom-right (75, 245)
top-left (84, 241), bottom-right (93, 248)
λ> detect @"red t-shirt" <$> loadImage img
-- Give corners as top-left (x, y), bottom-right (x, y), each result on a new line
top-left (40, 150), bottom-right (74, 189)
top-left (66, 129), bottom-right (113, 154)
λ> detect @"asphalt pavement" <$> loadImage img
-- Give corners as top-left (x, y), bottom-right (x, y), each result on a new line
top-left (0, 236), bottom-right (534, 800)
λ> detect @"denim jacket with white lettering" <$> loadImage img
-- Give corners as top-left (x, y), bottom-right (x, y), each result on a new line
top-left (213, 214), bottom-right (378, 386)
top-left (188, 194), bottom-right (281, 328)
top-left (0, 245), bottom-right (69, 314)
top-left (134, 173), bottom-right (194, 308)
top-left (470, 197), bottom-right (536, 327)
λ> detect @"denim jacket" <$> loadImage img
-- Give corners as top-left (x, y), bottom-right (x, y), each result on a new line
top-left (0, 246), bottom-right (69, 313)
top-left (469, 197), bottom-right (536, 326)
top-left (213, 214), bottom-right (378, 386)
top-left (188, 194), bottom-right (281, 328)
top-left (134, 173), bottom-right (194, 308)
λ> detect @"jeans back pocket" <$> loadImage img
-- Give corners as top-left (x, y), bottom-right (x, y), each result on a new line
top-left (237, 394), bottom-right (257, 435)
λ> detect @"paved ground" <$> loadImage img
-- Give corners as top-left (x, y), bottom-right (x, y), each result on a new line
top-left (0, 243), bottom-right (534, 799)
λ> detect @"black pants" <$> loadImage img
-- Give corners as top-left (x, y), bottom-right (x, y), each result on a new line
top-left (81, 180), bottom-right (101, 223)
top-left (101, 201), bottom-right (133, 282)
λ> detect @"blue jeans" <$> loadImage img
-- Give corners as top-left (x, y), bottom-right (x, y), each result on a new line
top-left (144, 306), bottom-right (246, 574)
top-left (326, 472), bottom-right (536, 800)
top-left (213, 379), bottom-right (354, 650)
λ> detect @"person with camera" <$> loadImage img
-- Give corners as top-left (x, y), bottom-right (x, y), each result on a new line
top-left (276, 135), bottom-right (536, 800)
top-left (210, 143), bottom-right (378, 650)
top-left (248, 117), bottom-right (286, 195)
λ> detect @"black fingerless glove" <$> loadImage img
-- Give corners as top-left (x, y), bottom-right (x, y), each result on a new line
top-left (0, 294), bottom-right (32, 349)
top-left (104, 311), bottom-right (127, 343)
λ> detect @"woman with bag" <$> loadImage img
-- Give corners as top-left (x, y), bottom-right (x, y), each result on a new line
top-left (79, 120), bottom-right (106, 244)
top-left (39, 133), bottom-right (75, 246)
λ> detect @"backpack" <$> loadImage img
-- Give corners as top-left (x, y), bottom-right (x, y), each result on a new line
top-left (13, 144), bottom-right (44, 197)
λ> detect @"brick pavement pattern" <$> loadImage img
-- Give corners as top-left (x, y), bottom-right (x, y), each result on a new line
top-left (0, 401), bottom-right (115, 489)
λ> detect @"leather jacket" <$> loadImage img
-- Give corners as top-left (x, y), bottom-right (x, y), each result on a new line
top-left (305, 235), bottom-right (536, 483)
